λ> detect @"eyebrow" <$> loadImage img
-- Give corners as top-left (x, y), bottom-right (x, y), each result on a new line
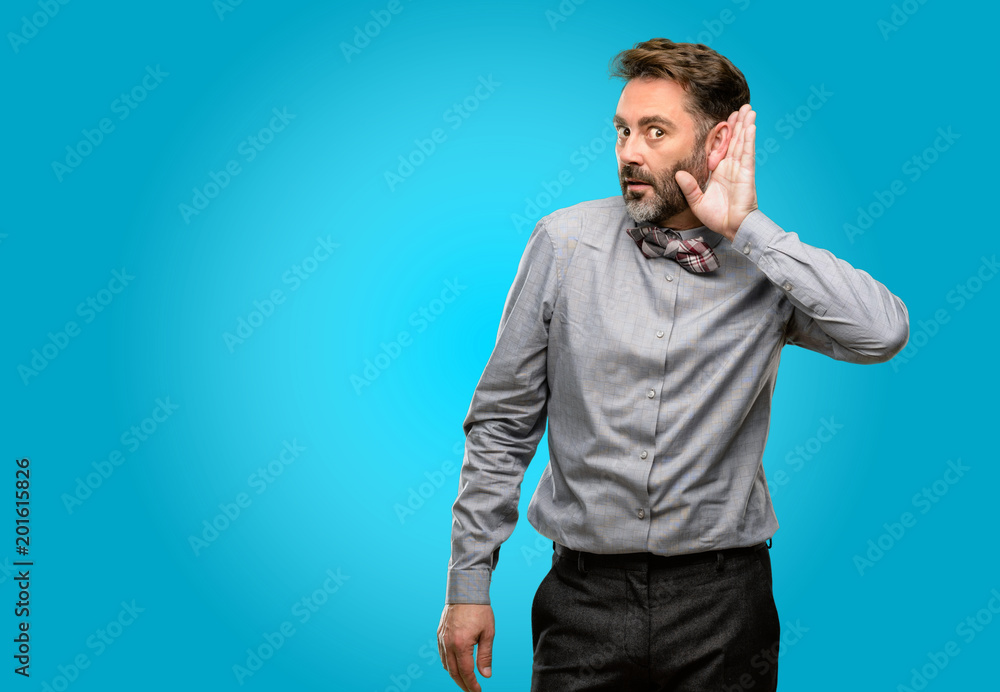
top-left (613, 114), bottom-right (677, 130)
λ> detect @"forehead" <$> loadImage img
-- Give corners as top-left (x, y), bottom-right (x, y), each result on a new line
top-left (615, 77), bottom-right (693, 126)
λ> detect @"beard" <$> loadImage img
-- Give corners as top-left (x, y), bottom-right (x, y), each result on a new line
top-left (620, 140), bottom-right (710, 227)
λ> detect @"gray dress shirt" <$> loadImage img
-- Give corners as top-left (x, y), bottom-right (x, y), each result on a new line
top-left (446, 196), bottom-right (909, 604)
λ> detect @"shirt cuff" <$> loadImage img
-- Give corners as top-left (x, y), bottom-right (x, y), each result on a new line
top-left (730, 209), bottom-right (783, 265)
top-left (446, 569), bottom-right (492, 605)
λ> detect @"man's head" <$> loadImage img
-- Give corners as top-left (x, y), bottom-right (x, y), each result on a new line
top-left (609, 39), bottom-right (750, 228)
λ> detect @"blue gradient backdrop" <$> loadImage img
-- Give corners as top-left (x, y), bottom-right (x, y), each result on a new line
top-left (3, 0), bottom-right (997, 690)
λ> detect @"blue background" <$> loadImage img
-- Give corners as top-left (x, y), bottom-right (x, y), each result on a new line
top-left (3, 0), bottom-right (997, 690)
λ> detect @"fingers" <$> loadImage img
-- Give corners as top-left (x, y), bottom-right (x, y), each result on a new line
top-left (726, 119), bottom-right (742, 160)
top-left (438, 604), bottom-right (494, 691)
top-left (741, 122), bottom-right (756, 173)
top-left (456, 644), bottom-right (482, 692)
top-left (725, 108), bottom-right (743, 160)
top-left (726, 108), bottom-right (739, 132)
top-left (734, 108), bottom-right (755, 180)
top-left (437, 633), bottom-right (447, 675)
top-left (477, 629), bottom-right (494, 679)
top-left (444, 647), bottom-right (473, 692)
top-left (739, 106), bottom-right (754, 156)
top-left (725, 104), bottom-right (753, 160)
top-left (675, 169), bottom-right (704, 206)
top-left (439, 626), bottom-right (483, 692)
top-left (437, 614), bottom-right (448, 671)
top-left (440, 631), bottom-right (477, 692)
top-left (736, 103), bottom-right (752, 124)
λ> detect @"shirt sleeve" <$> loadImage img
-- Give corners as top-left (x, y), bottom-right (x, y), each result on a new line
top-left (445, 219), bottom-right (559, 605)
top-left (731, 209), bottom-right (909, 363)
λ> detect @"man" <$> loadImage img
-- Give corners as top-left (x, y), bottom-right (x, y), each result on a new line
top-left (437, 38), bottom-right (908, 691)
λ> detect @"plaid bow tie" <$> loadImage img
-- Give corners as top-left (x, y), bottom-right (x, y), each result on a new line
top-left (625, 226), bottom-right (720, 273)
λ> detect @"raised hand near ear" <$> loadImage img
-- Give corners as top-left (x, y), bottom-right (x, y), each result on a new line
top-left (675, 104), bottom-right (758, 242)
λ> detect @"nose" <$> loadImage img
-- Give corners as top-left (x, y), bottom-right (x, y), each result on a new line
top-left (617, 133), bottom-right (645, 168)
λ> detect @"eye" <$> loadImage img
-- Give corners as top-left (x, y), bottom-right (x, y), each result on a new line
top-left (616, 125), bottom-right (630, 138)
top-left (649, 127), bottom-right (665, 139)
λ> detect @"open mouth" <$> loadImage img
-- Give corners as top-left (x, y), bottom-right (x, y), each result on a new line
top-left (625, 178), bottom-right (651, 188)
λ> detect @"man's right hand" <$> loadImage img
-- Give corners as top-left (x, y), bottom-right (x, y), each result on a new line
top-left (437, 603), bottom-right (495, 692)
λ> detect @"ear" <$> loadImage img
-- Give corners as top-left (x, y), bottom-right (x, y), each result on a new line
top-left (704, 120), bottom-right (731, 172)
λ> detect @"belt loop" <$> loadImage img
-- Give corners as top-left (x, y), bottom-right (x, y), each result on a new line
top-left (577, 550), bottom-right (587, 575)
top-left (716, 552), bottom-right (724, 572)
top-left (766, 538), bottom-right (772, 549)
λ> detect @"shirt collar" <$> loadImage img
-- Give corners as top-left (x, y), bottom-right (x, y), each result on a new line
top-left (671, 224), bottom-right (724, 248)
top-left (626, 215), bottom-right (725, 249)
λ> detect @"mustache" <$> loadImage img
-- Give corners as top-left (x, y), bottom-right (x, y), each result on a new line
top-left (620, 165), bottom-right (654, 184)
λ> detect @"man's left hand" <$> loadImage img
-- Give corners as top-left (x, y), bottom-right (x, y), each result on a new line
top-left (675, 104), bottom-right (758, 242)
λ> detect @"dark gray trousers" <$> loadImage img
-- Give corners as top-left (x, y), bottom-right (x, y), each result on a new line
top-left (531, 542), bottom-right (780, 691)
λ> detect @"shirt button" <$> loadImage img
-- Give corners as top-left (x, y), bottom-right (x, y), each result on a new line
top-left (646, 389), bottom-right (655, 399)
top-left (665, 275), bottom-right (674, 282)
top-left (783, 281), bottom-right (793, 291)
top-left (637, 508), bottom-right (645, 519)
top-left (639, 450), bottom-right (648, 460)
top-left (743, 243), bottom-right (751, 255)
top-left (655, 330), bottom-right (664, 338)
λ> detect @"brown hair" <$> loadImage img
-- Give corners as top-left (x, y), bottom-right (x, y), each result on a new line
top-left (609, 38), bottom-right (750, 142)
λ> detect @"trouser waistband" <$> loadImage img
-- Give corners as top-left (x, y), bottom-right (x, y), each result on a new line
top-left (553, 540), bottom-right (770, 572)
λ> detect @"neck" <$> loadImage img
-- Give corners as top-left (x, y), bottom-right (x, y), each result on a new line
top-left (656, 209), bottom-right (702, 231)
